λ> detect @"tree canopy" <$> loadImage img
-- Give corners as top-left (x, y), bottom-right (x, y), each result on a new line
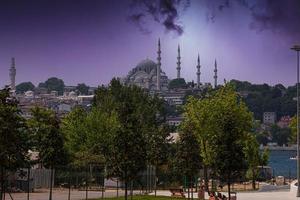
top-left (38, 77), bottom-right (65, 95)
top-left (0, 88), bottom-right (30, 199)
top-left (16, 82), bottom-right (35, 94)
top-left (76, 83), bottom-right (89, 95)
top-left (183, 84), bottom-right (253, 198)
top-left (230, 79), bottom-right (296, 120)
top-left (64, 79), bottom-right (169, 200)
top-left (168, 78), bottom-right (187, 90)
top-left (0, 88), bottom-right (29, 168)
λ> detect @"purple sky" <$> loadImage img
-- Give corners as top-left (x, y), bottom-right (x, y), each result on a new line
top-left (0, 0), bottom-right (299, 87)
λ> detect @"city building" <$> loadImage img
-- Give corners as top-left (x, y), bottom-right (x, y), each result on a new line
top-left (166, 116), bottom-right (184, 126)
top-left (263, 112), bottom-right (276, 124)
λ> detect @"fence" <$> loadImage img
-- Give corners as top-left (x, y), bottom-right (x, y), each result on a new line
top-left (0, 165), bottom-right (156, 200)
top-left (0, 165), bottom-right (294, 200)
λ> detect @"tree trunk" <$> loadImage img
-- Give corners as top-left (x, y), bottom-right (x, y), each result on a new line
top-left (117, 180), bottom-right (119, 198)
top-left (0, 167), bottom-right (4, 200)
top-left (27, 168), bottom-right (30, 200)
top-left (227, 181), bottom-right (231, 200)
top-left (190, 176), bottom-right (193, 200)
top-left (187, 181), bottom-right (190, 200)
top-left (154, 175), bottom-right (157, 197)
top-left (252, 169), bottom-right (256, 190)
top-left (203, 166), bottom-right (209, 193)
top-left (49, 167), bottom-right (54, 200)
top-left (124, 179), bottom-right (128, 200)
top-left (130, 181), bottom-right (133, 200)
top-left (85, 166), bottom-right (88, 200)
top-left (68, 172), bottom-right (71, 200)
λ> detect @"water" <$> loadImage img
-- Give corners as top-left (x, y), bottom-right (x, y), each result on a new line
top-left (268, 150), bottom-right (297, 178)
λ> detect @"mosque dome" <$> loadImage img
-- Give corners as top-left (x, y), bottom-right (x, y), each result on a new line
top-left (134, 58), bottom-right (157, 74)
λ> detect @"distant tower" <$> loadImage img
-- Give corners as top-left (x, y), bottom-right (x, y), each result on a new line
top-left (9, 57), bottom-right (16, 91)
top-left (156, 38), bottom-right (161, 91)
top-left (176, 45), bottom-right (181, 79)
top-left (196, 54), bottom-right (201, 87)
top-left (214, 59), bottom-right (218, 88)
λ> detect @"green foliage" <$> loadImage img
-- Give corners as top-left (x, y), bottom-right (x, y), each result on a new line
top-left (16, 82), bottom-right (35, 94)
top-left (76, 83), bottom-right (89, 95)
top-left (174, 129), bottom-right (201, 179)
top-left (229, 80), bottom-right (296, 121)
top-left (255, 131), bottom-right (269, 146)
top-left (27, 107), bottom-right (68, 168)
top-left (270, 125), bottom-right (291, 146)
top-left (244, 134), bottom-right (269, 189)
top-left (63, 105), bottom-right (120, 167)
top-left (64, 79), bottom-right (168, 200)
top-left (94, 79), bottom-right (163, 177)
top-left (0, 87), bottom-right (30, 169)
top-left (183, 84), bottom-right (253, 196)
top-left (168, 78), bottom-right (187, 90)
top-left (39, 77), bottom-right (65, 95)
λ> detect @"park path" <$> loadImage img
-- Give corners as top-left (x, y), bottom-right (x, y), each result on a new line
top-left (151, 190), bottom-right (300, 200)
top-left (4, 189), bottom-right (131, 200)
top-left (4, 189), bottom-right (300, 200)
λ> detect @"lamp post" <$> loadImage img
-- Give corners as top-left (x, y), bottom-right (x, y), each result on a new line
top-left (291, 45), bottom-right (300, 197)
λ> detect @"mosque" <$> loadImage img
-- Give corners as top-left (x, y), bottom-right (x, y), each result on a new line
top-left (122, 39), bottom-right (218, 92)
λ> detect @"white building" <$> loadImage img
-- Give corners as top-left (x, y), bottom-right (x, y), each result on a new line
top-left (263, 112), bottom-right (276, 124)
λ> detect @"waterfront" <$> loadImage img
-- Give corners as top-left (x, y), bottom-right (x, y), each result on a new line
top-left (269, 150), bottom-right (297, 178)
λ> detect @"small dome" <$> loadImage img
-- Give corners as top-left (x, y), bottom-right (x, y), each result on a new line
top-left (69, 91), bottom-right (76, 97)
top-left (25, 90), bottom-right (34, 97)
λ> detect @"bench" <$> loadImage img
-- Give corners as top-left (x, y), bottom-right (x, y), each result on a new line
top-left (169, 188), bottom-right (185, 197)
top-left (229, 192), bottom-right (237, 200)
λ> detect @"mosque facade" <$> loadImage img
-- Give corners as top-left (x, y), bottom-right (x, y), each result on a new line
top-left (122, 39), bottom-right (218, 92)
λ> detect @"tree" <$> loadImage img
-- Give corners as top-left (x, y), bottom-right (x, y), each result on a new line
top-left (174, 127), bottom-right (201, 198)
top-left (210, 86), bottom-right (253, 199)
top-left (76, 83), bottom-right (89, 95)
top-left (94, 79), bottom-right (165, 200)
top-left (16, 82), bottom-right (35, 94)
top-left (184, 85), bottom-right (253, 198)
top-left (270, 125), bottom-right (291, 146)
top-left (168, 78), bottom-right (187, 89)
top-left (244, 134), bottom-right (269, 189)
top-left (39, 77), bottom-right (65, 95)
top-left (146, 123), bottom-right (170, 196)
top-left (62, 106), bottom-right (89, 167)
top-left (0, 87), bottom-right (29, 199)
top-left (63, 106), bottom-right (119, 167)
top-left (27, 107), bottom-right (68, 200)
top-left (183, 96), bottom-right (217, 191)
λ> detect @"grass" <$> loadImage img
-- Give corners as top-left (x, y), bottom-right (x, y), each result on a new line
top-left (91, 195), bottom-right (186, 200)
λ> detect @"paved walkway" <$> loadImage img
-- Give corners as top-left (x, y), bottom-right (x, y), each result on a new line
top-left (3, 189), bottom-right (134, 200)
top-left (152, 190), bottom-right (300, 200)
top-left (3, 189), bottom-right (300, 200)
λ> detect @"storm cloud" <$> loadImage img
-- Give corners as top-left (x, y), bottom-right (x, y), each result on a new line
top-left (208, 0), bottom-right (300, 37)
top-left (128, 0), bottom-right (191, 35)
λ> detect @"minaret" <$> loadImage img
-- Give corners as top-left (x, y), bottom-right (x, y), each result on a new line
top-left (176, 45), bottom-right (181, 79)
top-left (9, 57), bottom-right (16, 91)
top-left (214, 59), bottom-right (218, 88)
top-left (156, 38), bottom-right (161, 91)
top-left (196, 54), bottom-right (201, 87)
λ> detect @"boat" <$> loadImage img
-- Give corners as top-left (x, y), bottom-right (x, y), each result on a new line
top-left (290, 156), bottom-right (297, 160)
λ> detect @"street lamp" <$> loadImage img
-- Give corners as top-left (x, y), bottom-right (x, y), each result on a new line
top-left (291, 44), bottom-right (300, 197)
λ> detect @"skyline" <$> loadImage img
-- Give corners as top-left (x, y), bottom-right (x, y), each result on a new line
top-left (1, 0), bottom-right (300, 87)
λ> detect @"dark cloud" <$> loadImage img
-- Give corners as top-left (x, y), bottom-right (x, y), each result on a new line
top-left (207, 0), bottom-right (300, 37)
top-left (128, 0), bottom-right (190, 35)
top-left (127, 13), bottom-right (152, 34)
